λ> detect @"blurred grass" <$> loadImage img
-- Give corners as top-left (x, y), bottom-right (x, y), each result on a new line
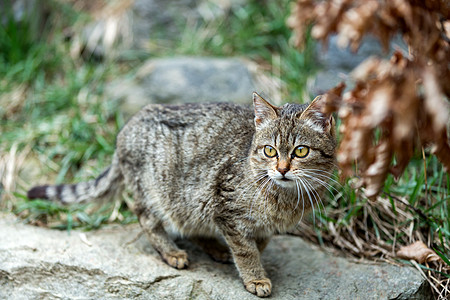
top-left (0, 0), bottom-right (316, 229)
top-left (0, 1), bottom-right (126, 227)
top-left (0, 0), bottom-right (448, 288)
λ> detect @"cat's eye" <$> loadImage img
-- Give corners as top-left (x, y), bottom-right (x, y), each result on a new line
top-left (293, 146), bottom-right (310, 158)
top-left (263, 145), bottom-right (278, 158)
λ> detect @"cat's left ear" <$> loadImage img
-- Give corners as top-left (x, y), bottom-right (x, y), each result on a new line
top-left (253, 92), bottom-right (279, 127)
top-left (299, 95), bottom-right (335, 136)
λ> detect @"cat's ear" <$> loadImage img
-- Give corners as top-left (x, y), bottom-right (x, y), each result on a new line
top-left (253, 92), bottom-right (279, 127)
top-left (299, 95), bottom-right (335, 136)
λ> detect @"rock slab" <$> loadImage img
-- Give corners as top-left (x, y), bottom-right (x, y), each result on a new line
top-left (0, 213), bottom-right (430, 299)
top-left (107, 57), bottom-right (281, 117)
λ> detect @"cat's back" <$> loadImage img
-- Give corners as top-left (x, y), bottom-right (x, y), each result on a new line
top-left (119, 102), bottom-right (254, 141)
top-left (116, 102), bottom-right (255, 169)
top-left (138, 102), bottom-right (253, 130)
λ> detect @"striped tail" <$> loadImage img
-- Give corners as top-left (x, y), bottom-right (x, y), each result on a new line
top-left (27, 153), bottom-right (123, 204)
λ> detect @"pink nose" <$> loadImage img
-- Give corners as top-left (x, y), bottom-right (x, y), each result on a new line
top-left (277, 168), bottom-right (289, 176)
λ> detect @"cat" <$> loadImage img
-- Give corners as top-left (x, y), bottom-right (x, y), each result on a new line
top-left (27, 92), bottom-right (336, 297)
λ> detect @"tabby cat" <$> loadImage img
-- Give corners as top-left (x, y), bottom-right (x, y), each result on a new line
top-left (28, 93), bottom-right (336, 297)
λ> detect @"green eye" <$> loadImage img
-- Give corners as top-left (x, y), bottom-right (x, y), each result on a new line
top-left (263, 145), bottom-right (278, 158)
top-left (293, 146), bottom-right (309, 158)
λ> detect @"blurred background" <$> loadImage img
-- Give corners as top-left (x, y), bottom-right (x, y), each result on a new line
top-left (1, 0), bottom-right (320, 224)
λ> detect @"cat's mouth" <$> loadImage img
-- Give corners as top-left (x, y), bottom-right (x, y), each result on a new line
top-left (266, 171), bottom-right (296, 187)
top-left (273, 177), bottom-right (296, 188)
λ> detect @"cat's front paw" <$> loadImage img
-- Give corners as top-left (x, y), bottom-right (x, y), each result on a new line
top-left (244, 278), bottom-right (272, 297)
top-left (162, 250), bottom-right (189, 269)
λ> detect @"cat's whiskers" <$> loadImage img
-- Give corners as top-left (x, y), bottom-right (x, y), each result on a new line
top-left (296, 168), bottom-right (336, 182)
top-left (300, 168), bottom-right (341, 189)
top-left (305, 176), bottom-right (336, 200)
top-left (296, 177), bottom-right (317, 226)
top-left (291, 168), bottom-right (339, 224)
top-left (235, 169), bottom-right (267, 192)
top-left (292, 169), bottom-right (337, 195)
top-left (300, 176), bottom-right (326, 220)
top-left (294, 177), bottom-right (306, 224)
top-left (293, 176), bottom-right (302, 211)
top-left (300, 175), bottom-right (335, 196)
top-left (296, 179), bottom-right (306, 226)
top-left (249, 175), bottom-right (272, 219)
top-left (236, 168), bottom-right (270, 217)
top-left (237, 170), bottom-right (268, 209)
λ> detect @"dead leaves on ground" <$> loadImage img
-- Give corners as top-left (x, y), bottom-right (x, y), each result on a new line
top-left (397, 241), bottom-right (441, 264)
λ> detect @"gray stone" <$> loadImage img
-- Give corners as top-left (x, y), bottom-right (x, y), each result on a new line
top-left (311, 35), bottom-right (408, 94)
top-left (0, 213), bottom-right (430, 299)
top-left (107, 57), bottom-right (282, 117)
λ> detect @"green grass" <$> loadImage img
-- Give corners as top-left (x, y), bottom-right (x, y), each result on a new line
top-left (0, 1), bottom-right (124, 225)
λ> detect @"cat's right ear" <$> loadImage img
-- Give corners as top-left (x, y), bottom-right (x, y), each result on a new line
top-left (253, 92), bottom-right (278, 127)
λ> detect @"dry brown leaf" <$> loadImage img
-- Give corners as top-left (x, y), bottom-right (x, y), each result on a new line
top-left (397, 241), bottom-right (442, 264)
top-left (337, 0), bottom-right (379, 51)
top-left (286, 0), bottom-right (316, 49)
top-left (363, 139), bottom-right (392, 200)
top-left (311, 0), bottom-right (353, 43)
top-left (423, 67), bottom-right (449, 135)
top-left (320, 82), bottom-right (346, 114)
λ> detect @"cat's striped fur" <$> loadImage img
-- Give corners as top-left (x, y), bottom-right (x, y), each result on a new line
top-left (28, 155), bottom-right (122, 204)
top-left (28, 93), bottom-right (336, 297)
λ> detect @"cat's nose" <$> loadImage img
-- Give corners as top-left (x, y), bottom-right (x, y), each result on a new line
top-left (277, 168), bottom-right (289, 176)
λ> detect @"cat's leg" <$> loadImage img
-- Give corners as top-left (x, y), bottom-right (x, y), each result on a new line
top-left (256, 237), bottom-right (270, 253)
top-left (221, 232), bottom-right (271, 297)
top-left (138, 210), bottom-right (189, 269)
top-left (191, 237), bottom-right (233, 263)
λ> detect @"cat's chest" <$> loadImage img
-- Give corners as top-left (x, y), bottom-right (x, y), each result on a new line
top-left (248, 192), bottom-right (302, 234)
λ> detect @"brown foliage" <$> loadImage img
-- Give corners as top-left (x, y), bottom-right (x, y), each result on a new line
top-left (288, 0), bottom-right (450, 199)
top-left (337, 51), bottom-right (450, 199)
top-left (397, 241), bottom-right (441, 264)
top-left (289, 1), bottom-right (450, 298)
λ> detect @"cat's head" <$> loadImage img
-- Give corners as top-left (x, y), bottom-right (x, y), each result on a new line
top-left (250, 92), bottom-right (336, 190)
